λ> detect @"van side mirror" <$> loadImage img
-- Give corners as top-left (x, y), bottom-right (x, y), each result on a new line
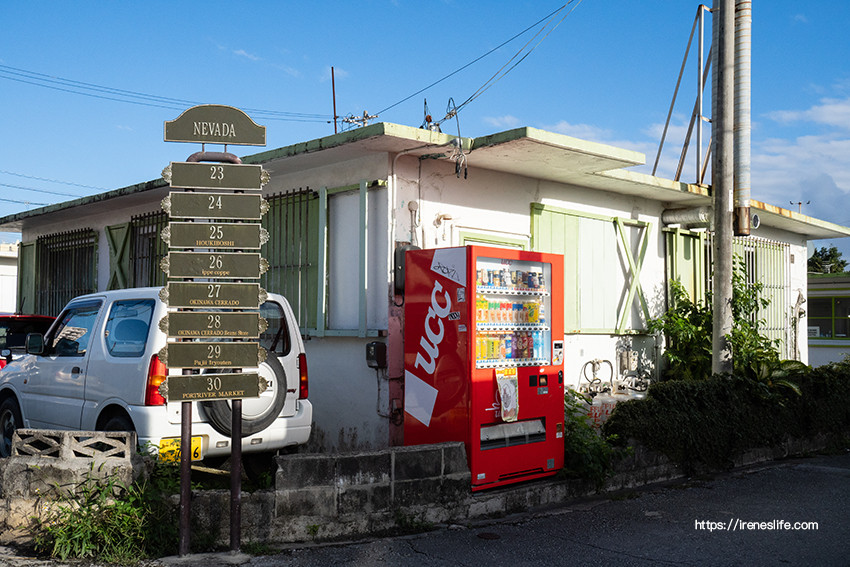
top-left (26, 333), bottom-right (45, 355)
top-left (0, 349), bottom-right (10, 365)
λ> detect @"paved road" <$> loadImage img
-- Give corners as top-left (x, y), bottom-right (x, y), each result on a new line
top-left (3, 452), bottom-right (849, 566)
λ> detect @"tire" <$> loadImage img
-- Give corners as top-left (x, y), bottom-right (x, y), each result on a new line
top-left (100, 413), bottom-right (135, 433)
top-left (0, 397), bottom-right (23, 458)
top-left (201, 356), bottom-right (287, 438)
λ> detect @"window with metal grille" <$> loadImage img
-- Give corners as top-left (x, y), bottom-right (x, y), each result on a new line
top-left (703, 234), bottom-right (791, 357)
top-left (36, 229), bottom-right (98, 316)
top-left (261, 188), bottom-right (319, 333)
top-left (130, 211), bottom-right (168, 288)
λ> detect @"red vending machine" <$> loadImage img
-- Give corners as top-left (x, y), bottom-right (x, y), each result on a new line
top-left (403, 245), bottom-right (565, 490)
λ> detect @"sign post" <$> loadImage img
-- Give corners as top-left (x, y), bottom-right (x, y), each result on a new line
top-left (163, 105), bottom-right (268, 556)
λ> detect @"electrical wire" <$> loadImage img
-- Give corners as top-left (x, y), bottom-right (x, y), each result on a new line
top-left (0, 170), bottom-right (108, 192)
top-left (375, 2), bottom-right (577, 117)
top-left (0, 196), bottom-right (48, 206)
top-left (0, 64), bottom-right (333, 122)
top-left (0, 182), bottom-right (81, 198)
top-left (437, 0), bottom-right (583, 125)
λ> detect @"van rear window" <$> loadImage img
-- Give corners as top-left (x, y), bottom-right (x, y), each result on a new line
top-left (105, 299), bottom-right (155, 358)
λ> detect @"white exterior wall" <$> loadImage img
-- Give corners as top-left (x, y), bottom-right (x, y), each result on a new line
top-left (302, 337), bottom-right (389, 453)
top-left (268, 154), bottom-right (392, 452)
top-left (0, 245), bottom-right (18, 312)
top-left (403, 158), bottom-right (668, 391)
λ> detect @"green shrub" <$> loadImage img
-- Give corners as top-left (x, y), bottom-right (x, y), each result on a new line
top-left (603, 366), bottom-right (850, 474)
top-left (561, 389), bottom-right (626, 490)
top-left (649, 257), bottom-right (781, 382)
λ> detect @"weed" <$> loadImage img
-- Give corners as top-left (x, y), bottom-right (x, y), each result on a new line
top-left (307, 524), bottom-right (321, 538)
top-left (29, 464), bottom-right (156, 565)
top-left (561, 389), bottom-right (626, 490)
top-left (242, 540), bottom-right (279, 556)
top-left (393, 510), bottom-right (434, 534)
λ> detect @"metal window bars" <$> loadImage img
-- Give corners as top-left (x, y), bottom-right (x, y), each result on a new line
top-left (36, 228), bottom-right (98, 316)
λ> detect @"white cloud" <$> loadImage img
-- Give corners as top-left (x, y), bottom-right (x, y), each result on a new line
top-left (794, 14), bottom-right (808, 24)
top-left (483, 115), bottom-right (522, 129)
top-left (766, 97), bottom-right (850, 130)
top-left (545, 120), bottom-right (613, 142)
top-left (233, 49), bottom-right (260, 61)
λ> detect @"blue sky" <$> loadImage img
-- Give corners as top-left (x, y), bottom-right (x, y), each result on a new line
top-left (2, 1), bottom-right (850, 255)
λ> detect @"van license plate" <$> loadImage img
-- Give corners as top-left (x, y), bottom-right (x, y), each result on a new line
top-left (159, 437), bottom-right (203, 462)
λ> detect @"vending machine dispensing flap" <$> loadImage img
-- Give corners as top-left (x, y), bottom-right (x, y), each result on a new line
top-left (394, 244), bottom-right (421, 295)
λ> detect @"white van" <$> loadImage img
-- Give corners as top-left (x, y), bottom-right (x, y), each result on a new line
top-left (0, 287), bottom-right (312, 476)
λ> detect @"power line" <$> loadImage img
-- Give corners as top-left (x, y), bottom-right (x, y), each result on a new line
top-left (0, 170), bottom-right (108, 192)
top-left (440, 0), bottom-right (583, 124)
top-left (0, 182), bottom-right (80, 198)
top-left (0, 196), bottom-right (48, 206)
top-left (375, 2), bottom-right (577, 117)
top-left (0, 64), bottom-right (333, 122)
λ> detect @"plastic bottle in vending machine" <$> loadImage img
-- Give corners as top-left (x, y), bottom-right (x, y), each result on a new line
top-left (539, 301), bottom-right (546, 325)
top-left (532, 331), bottom-right (542, 360)
top-left (505, 333), bottom-right (512, 360)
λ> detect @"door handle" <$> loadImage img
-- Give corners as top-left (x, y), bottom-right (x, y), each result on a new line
top-left (72, 367), bottom-right (82, 376)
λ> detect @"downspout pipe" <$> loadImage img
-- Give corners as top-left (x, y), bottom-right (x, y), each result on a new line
top-left (733, 0), bottom-right (752, 235)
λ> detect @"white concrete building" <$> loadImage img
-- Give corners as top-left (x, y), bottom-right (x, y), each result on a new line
top-left (0, 243), bottom-right (18, 313)
top-left (1, 123), bottom-right (848, 452)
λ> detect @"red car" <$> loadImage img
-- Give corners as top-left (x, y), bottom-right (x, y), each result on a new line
top-left (0, 314), bottom-right (56, 368)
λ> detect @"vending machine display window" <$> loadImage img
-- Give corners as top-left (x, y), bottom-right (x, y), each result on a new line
top-left (474, 257), bottom-right (552, 368)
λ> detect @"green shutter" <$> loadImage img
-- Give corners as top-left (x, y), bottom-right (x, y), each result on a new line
top-left (106, 222), bottom-right (132, 290)
top-left (663, 228), bottom-right (706, 304)
top-left (16, 241), bottom-right (37, 314)
top-left (532, 203), bottom-right (650, 334)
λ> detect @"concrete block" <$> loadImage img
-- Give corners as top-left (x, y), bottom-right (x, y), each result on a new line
top-left (441, 443), bottom-right (470, 476)
top-left (394, 477), bottom-right (442, 507)
top-left (393, 446), bottom-right (443, 481)
top-left (438, 474), bottom-right (472, 503)
top-left (276, 486), bottom-right (337, 517)
top-left (336, 452), bottom-right (391, 486)
top-left (276, 453), bottom-right (336, 489)
top-left (468, 494), bottom-right (506, 518)
top-left (338, 483), bottom-right (391, 515)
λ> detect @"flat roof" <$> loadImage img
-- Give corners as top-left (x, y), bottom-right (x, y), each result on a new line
top-left (1, 122), bottom-right (848, 240)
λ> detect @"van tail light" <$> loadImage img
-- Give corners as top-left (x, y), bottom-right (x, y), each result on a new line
top-left (298, 353), bottom-right (308, 399)
top-left (145, 354), bottom-right (168, 406)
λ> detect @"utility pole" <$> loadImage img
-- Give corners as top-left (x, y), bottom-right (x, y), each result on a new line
top-left (712, 0), bottom-right (735, 374)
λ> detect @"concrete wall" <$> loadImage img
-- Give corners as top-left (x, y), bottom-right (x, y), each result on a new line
top-left (6, 432), bottom-right (846, 547)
